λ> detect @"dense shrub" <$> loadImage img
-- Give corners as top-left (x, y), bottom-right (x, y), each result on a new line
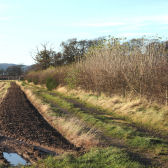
top-left (64, 68), bottom-right (79, 89)
top-left (25, 37), bottom-right (168, 103)
top-left (46, 77), bottom-right (58, 90)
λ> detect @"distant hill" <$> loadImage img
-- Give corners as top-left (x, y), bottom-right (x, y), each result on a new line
top-left (0, 63), bottom-right (17, 70)
top-left (0, 63), bottom-right (29, 70)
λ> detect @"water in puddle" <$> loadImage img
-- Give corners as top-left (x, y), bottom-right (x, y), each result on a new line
top-left (3, 152), bottom-right (30, 166)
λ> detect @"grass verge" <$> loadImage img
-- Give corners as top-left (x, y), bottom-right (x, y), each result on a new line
top-left (40, 90), bottom-right (168, 154)
top-left (55, 86), bottom-right (168, 136)
top-left (18, 81), bottom-right (168, 167)
top-left (0, 81), bottom-right (10, 103)
top-left (23, 147), bottom-right (146, 168)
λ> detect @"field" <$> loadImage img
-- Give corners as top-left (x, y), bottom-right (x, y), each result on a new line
top-left (0, 0), bottom-right (168, 167)
top-left (0, 39), bottom-right (168, 167)
top-left (0, 82), bottom-right (78, 167)
top-left (17, 81), bottom-right (168, 168)
top-left (0, 80), bottom-right (167, 167)
top-left (0, 38), bottom-right (168, 167)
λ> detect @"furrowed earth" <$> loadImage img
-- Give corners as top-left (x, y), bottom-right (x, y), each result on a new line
top-left (0, 82), bottom-right (77, 166)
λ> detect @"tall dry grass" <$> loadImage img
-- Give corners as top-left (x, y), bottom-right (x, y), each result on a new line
top-left (26, 37), bottom-right (168, 103)
top-left (26, 66), bottom-right (68, 85)
top-left (56, 86), bottom-right (168, 133)
top-left (17, 81), bottom-right (100, 148)
top-left (76, 39), bottom-right (168, 102)
top-left (0, 81), bottom-right (10, 103)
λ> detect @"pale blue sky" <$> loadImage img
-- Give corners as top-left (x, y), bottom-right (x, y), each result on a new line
top-left (0, 0), bottom-right (168, 65)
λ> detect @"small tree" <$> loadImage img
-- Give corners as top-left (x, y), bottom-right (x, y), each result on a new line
top-left (33, 43), bottom-right (55, 70)
top-left (52, 52), bottom-right (64, 67)
top-left (60, 38), bottom-right (102, 64)
top-left (61, 38), bottom-right (79, 64)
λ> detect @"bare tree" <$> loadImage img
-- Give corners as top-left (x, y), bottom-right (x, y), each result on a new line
top-left (33, 43), bottom-right (55, 70)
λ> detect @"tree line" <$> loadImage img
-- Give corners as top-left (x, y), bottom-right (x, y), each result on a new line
top-left (32, 37), bottom-right (168, 71)
top-left (32, 37), bottom-right (105, 70)
top-left (0, 65), bottom-right (24, 76)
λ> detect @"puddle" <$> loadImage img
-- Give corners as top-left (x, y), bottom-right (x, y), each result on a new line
top-left (3, 152), bottom-right (30, 166)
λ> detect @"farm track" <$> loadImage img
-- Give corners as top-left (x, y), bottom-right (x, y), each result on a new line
top-left (52, 92), bottom-right (168, 141)
top-left (0, 82), bottom-right (77, 165)
top-left (46, 92), bottom-right (168, 167)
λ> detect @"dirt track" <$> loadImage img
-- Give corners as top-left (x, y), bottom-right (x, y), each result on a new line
top-left (0, 82), bottom-right (76, 165)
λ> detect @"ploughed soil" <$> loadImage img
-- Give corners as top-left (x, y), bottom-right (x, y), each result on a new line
top-left (0, 82), bottom-right (77, 166)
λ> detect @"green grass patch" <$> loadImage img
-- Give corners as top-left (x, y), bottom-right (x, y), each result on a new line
top-left (128, 137), bottom-right (163, 148)
top-left (24, 147), bottom-right (146, 168)
top-left (40, 92), bottom-right (167, 152)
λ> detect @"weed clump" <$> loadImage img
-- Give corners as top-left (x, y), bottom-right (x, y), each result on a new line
top-left (65, 69), bottom-right (79, 89)
top-left (46, 77), bottom-right (58, 90)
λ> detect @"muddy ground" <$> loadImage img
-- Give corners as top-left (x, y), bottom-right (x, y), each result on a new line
top-left (0, 82), bottom-right (77, 166)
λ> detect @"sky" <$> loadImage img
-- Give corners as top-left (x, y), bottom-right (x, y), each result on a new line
top-left (0, 0), bottom-right (168, 65)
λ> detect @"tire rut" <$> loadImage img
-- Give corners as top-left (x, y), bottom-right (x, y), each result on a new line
top-left (50, 92), bottom-right (168, 141)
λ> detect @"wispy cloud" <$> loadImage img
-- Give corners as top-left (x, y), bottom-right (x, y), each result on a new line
top-left (0, 16), bottom-right (10, 21)
top-left (118, 32), bottom-right (155, 38)
top-left (0, 3), bottom-right (11, 21)
top-left (149, 15), bottom-right (168, 24)
top-left (73, 15), bottom-right (168, 28)
top-left (77, 22), bottom-right (125, 27)
top-left (128, 15), bottom-right (168, 25)
top-left (97, 30), bottom-right (156, 38)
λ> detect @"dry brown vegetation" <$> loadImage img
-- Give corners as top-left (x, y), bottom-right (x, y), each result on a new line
top-left (20, 37), bottom-right (168, 168)
top-left (17, 81), bottom-right (100, 149)
top-left (20, 81), bottom-right (168, 168)
top-left (56, 86), bottom-right (168, 134)
top-left (0, 81), bottom-right (10, 103)
top-left (24, 37), bottom-right (168, 138)
top-left (26, 37), bottom-right (168, 104)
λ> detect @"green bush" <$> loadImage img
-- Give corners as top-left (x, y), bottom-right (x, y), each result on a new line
top-left (65, 69), bottom-right (78, 89)
top-left (27, 79), bottom-right (32, 83)
top-left (46, 77), bottom-right (58, 91)
top-left (33, 78), bottom-right (39, 85)
top-left (21, 81), bottom-right (26, 86)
